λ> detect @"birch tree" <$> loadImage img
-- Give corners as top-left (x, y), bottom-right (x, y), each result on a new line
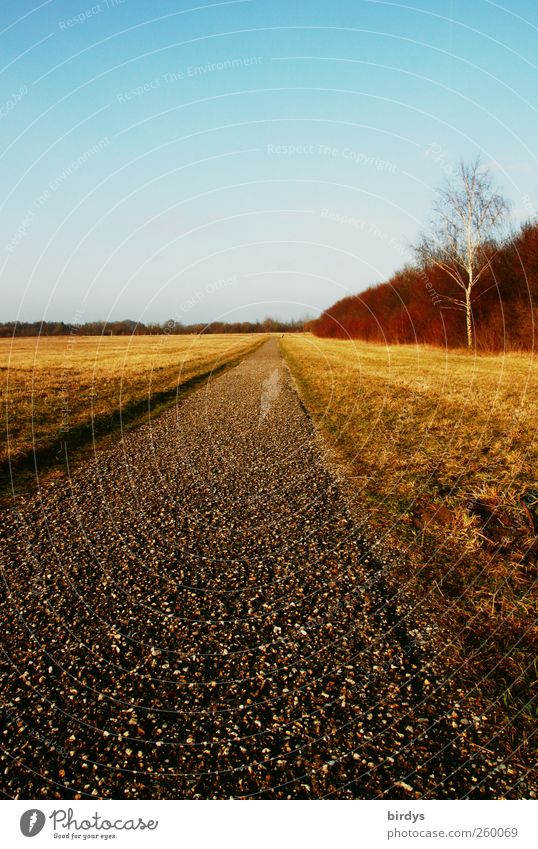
top-left (414, 158), bottom-right (509, 348)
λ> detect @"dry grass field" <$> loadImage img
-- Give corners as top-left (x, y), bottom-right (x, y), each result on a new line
top-left (282, 334), bottom-right (538, 724)
top-left (1, 333), bottom-right (265, 480)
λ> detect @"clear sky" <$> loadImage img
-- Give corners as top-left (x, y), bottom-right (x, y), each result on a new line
top-left (1, 0), bottom-right (537, 324)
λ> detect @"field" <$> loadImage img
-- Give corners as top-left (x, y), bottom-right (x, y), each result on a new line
top-left (1, 333), bottom-right (265, 485)
top-left (1, 332), bottom-right (536, 797)
top-left (282, 334), bottom-right (538, 724)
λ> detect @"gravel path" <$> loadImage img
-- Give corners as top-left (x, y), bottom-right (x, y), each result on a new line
top-left (1, 339), bottom-right (535, 799)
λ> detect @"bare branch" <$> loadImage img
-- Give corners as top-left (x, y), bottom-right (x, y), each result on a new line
top-left (412, 157), bottom-right (509, 347)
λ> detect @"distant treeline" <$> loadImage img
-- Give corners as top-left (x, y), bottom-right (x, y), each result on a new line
top-left (311, 218), bottom-right (538, 351)
top-left (0, 317), bottom-right (306, 338)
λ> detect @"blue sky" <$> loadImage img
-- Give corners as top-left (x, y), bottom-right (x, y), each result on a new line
top-left (1, 0), bottom-right (537, 324)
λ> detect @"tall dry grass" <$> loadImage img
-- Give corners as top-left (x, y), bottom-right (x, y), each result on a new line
top-left (282, 334), bottom-right (538, 722)
top-left (1, 333), bottom-right (264, 471)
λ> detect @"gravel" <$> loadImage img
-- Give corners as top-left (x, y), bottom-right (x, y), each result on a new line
top-left (1, 338), bottom-right (535, 799)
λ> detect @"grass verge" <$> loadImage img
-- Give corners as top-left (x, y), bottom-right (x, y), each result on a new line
top-left (281, 334), bottom-right (538, 732)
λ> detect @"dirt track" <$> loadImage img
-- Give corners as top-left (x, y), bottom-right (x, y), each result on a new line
top-left (1, 339), bottom-right (534, 799)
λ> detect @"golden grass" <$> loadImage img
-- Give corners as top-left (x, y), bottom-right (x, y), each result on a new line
top-left (1, 333), bottom-right (264, 469)
top-left (282, 334), bottom-right (538, 719)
